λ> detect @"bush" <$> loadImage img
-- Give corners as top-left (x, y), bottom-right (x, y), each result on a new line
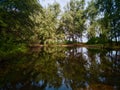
top-left (64, 40), bottom-right (78, 44)
top-left (0, 43), bottom-right (28, 59)
top-left (87, 37), bottom-right (109, 44)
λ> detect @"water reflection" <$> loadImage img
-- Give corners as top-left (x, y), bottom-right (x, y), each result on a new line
top-left (0, 47), bottom-right (120, 90)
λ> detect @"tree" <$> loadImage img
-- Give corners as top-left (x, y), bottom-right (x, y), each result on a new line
top-left (60, 0), bottom-right (86, 43)
top-left (85, 0), bottom-right (98, 39)
top-left (30, 2), bottom-right (64, 45)
top-left (0, 0), bottom-right (42, 45)
top-left (86, 0), bottom-right (120, 44)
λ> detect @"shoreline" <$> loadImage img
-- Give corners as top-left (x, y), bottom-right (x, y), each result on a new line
top-left (29, 44), bottom-right (120, 50)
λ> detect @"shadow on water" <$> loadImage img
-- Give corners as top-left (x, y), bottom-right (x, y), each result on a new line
top-left (0, 46), bottom-right (120, 90)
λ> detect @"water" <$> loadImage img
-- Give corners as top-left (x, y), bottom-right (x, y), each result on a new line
top-left (0, 47), bottom-right (120, 90)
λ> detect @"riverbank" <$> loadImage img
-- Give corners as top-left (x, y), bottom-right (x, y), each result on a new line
top-left (29, 44), bottom-right (120, 50)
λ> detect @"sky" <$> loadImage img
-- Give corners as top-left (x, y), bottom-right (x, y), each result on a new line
top-left (39, 0), bottom-right (70, 10)
top-left (39, 0), bottom-right (90, 12)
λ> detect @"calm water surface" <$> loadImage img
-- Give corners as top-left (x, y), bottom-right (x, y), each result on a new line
top-left (0, 47), bottom-right (120, 90)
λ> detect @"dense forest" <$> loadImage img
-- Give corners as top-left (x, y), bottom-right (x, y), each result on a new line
top-left (0, 0), bottom-right (120, 54)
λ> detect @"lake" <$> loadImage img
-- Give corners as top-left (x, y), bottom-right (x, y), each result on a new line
top-left (0, 47), bottom-right (120, 90)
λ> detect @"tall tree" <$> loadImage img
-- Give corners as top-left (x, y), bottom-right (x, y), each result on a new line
top-left (85, 0), bottom-right (98, 39)
top-left (30, 2), bottom-right (63, 45)
top-left (0, 0), bottom-right (42, 45)
top-left (86, 0), bottom-right (120, 44)
top-left (60, 0), bottom-right (86, 42)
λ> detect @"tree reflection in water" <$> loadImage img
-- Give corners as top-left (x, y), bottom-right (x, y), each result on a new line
top-left (0, 47), bottom-right (120, 90)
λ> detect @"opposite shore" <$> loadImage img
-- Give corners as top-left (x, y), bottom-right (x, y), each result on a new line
top-left (29, 43), bottom-right (120, 50)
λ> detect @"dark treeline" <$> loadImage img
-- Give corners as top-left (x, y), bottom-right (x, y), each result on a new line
top-left (0, 0), bottom-right (120, 53)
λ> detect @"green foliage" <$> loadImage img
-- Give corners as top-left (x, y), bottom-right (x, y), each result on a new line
top-left (0, 43), bottom-right (28, 59)
top-left (29, 2), bottom-right (65, 45)
top-left (0, 0), bottom-right (119, 53)
top-left (0, 0), bottom-right (42, 43)
top-left (0, 0), bottom-right (42, 54)
top-left (59, 0), bottom-right (86, 42)
top-left (64, 40), bottom-right (78, 44)
top-left (86, 0), bottom-right (120, 44)
top-left (87, 37), bottom-right (109, 44)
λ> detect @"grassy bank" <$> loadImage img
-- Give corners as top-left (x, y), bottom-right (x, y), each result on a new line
top-left (0, 43), bottom-right (28, 59)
